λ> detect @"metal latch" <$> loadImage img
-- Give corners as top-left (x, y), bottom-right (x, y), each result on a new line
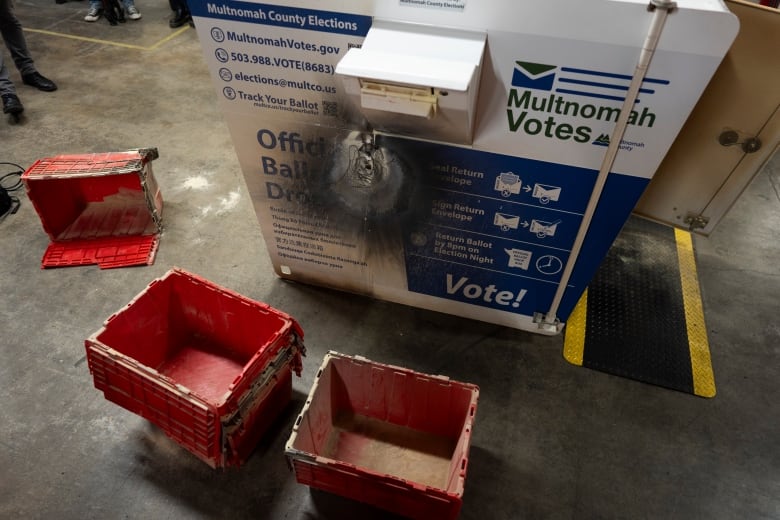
top-left (718, 130), bottom-right (762, 154)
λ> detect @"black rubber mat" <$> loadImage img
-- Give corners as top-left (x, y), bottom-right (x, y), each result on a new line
top-left (564, 216), bottom-right (715, 397)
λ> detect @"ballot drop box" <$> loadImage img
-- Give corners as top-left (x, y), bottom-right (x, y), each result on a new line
top-left (191, 0), bottom-right (737, 333)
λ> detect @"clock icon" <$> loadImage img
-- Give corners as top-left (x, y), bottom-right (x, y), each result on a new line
top-left (536, 255), bottom-right (563, 275)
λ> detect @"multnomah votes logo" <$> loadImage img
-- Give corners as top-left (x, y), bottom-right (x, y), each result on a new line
top-left (511, 61), bottom-right (668, 101)
top-left (511, 62), bottom-right (557, 91)
top-left (507, 60), bottom-right (669, 146)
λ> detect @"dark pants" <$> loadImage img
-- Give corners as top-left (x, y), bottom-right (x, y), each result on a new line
top-left (169, 0), bottom-right (189, 14)
top-left (0, 0), bottom-right (36, 96)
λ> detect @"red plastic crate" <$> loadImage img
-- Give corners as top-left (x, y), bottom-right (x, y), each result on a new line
top-left (22, 149), bottom-right (163, 269)
top-left (85, 268), bottom-right (305, 468)
top-left (285, 352), bottom-right (479, 520)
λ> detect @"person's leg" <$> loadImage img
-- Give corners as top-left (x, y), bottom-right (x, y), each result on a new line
top-left (0, 0), bottom-right (56, 91)
top-left (84, 0), bottom-right (102, 21)
top-left (122, 0), bottom-right (141, 20)
top-left (0, 53), bottom-right (15, 96)
top-left (169, 0), bottom-right (190, 28)
top-left (0, 53), bottom-right (23, 116)
top-left (0, 0), bottom-right (35, 76)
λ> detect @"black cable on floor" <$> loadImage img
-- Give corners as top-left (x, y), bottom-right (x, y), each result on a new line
top-left (0, 161), bottom-right (25, 218)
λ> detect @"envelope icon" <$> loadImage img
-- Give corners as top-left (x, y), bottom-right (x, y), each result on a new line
top-left (530, 219), bottom-right (561, 238)
top-left (495, 172), bottom-right (521, 197)
top-left (512, 61), bottom-right (557, 91)
top-left (494, 212), bottom-right (520, 231)
top-left (532, 183), bottom-right (562, 204)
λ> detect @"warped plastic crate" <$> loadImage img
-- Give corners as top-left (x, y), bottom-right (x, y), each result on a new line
top-left (22, 149), bottom-right (163, 269)
top-left (286, 352), bottom-right (479, 520)
top-left (86, 268), bottom-right (305, 468)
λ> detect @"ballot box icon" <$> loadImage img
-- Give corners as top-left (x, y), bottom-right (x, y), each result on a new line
top-left (494, 212), bottom-right (520, 231)
top-left (495, 172), bottom-right (522, 197)
top-left (532, 183), bottom-right (561, 204)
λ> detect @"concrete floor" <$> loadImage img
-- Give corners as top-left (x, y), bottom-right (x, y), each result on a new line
top-left (1, 2), bottom-right (779, 518)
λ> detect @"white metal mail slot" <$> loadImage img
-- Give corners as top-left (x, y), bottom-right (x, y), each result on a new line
top-left (335, 20), bottom-right (487, 144)
top-left (336, 49), bottom-right (478, 92)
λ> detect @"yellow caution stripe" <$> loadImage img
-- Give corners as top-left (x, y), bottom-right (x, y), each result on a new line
top-left (23, 26), bottom-right (190, 51)
top-left (674, 229), bottom-right (716, 398)
top-left (563, 288), bottom-right (587, 366)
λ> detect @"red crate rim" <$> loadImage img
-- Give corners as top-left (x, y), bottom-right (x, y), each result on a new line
top-left (22, 148), bottom-right (159, 179)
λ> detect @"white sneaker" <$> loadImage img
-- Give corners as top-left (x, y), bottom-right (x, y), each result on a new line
top-left (84, 7), bottom-right (102, 21)
top-left (126, 5), bottom-right (142, 20)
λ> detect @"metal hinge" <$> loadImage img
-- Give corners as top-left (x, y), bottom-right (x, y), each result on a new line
top-left (684, 213), bottom-right (710, 230)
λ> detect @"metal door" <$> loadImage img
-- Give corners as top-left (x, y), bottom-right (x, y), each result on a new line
top-left (635, 0), bottom-right (780, 235)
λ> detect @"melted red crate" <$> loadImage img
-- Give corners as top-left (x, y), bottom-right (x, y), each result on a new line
top-left (286, 352), bottom-right (478, 520)
top-left (86, 268), bottom-right (304, 468)
top-left (22, 149), bottom-right (163, 269)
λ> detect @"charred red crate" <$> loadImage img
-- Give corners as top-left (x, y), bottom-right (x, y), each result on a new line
top-left (22, 149), bottom-right (163, 269)
top-left (86, 268), bottom-right (305, 468)
top-left (286, 352), bottom-right (478, 520)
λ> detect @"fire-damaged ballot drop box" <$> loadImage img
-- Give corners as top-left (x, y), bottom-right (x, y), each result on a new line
top-left (191, 0), bottom-right (737, 334)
